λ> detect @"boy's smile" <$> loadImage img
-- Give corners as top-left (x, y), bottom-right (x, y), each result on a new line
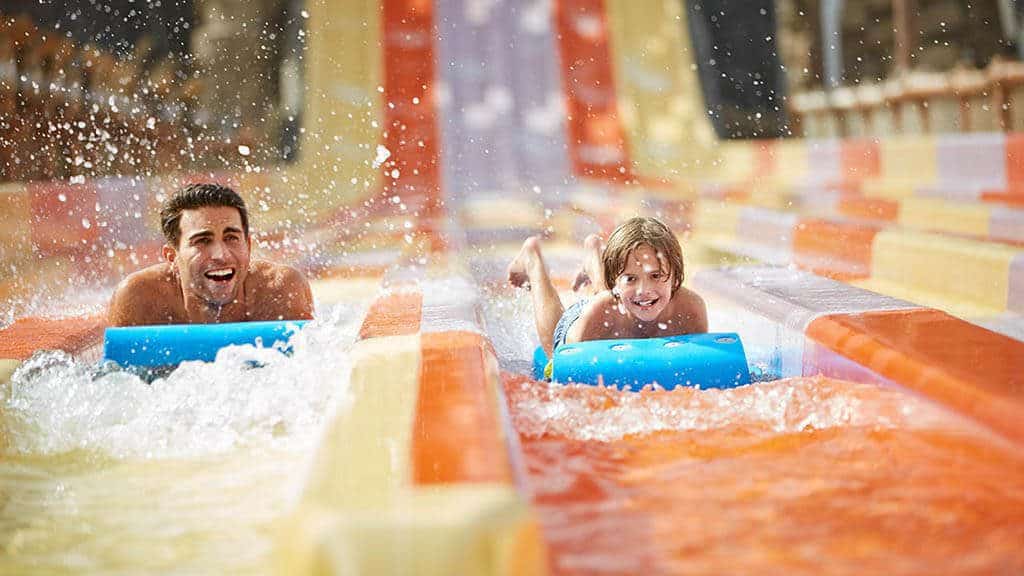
top-left (614, 244), bottom-right (674, 323)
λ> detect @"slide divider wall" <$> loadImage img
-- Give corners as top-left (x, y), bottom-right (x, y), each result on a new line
top-left (693, 266), bottom-right (1024, 447)
top-left (277, 262), bottom-right (546, 575)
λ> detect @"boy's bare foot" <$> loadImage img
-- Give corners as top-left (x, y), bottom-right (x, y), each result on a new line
top-left (572, 270), bottom-right (591, 292)
top-left (507, 236), bottom-right (542, 289)
top-left (573, 233), bottom-right (604, 294)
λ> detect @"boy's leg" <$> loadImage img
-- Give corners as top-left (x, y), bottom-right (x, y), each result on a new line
top-left (508, 236), bottom-right (564, 355)
top-left (572, 234), bottom-right (605, 296)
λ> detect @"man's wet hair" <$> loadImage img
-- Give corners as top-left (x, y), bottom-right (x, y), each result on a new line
top-left (160, 183), bottom-right (250, 247)
top-left (602, 216), bottom-right (684, 294)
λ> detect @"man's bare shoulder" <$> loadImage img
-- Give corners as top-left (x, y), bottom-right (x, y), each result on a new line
top-left (108, 263), bottom-right (182, 326)
top-left (246, 260), bottom-right (314, 320)
top-left (248, 260), bottom-right (307, 287)
top-left (119, 262), bottom-right (176, 286)
top-left (247, 260), bottom-right (313, 300)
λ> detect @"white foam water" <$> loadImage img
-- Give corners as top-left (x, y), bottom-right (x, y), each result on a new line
top-left (483, 289), bottom-right (962, 442)
top-left (1, 302), bottom-right (365, 460)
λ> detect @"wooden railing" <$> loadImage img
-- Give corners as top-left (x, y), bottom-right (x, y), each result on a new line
top-left (791, 59), bottom-right (1024, 137)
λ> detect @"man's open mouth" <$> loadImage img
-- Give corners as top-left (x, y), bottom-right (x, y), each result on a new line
top-left (633, 297), bottom-right (659, 308)
top-left (204, 268), bottom-right (235, 282)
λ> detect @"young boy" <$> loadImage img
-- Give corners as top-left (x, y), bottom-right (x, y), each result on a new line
top-left (507, 217), bottom-right (707, 361)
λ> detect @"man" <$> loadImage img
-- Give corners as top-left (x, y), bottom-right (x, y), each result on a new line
top-left (108, 183), bottom-right (314, 326)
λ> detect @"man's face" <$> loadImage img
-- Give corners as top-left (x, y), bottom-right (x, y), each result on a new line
top-left (165, 206), bottom-right (251, 308)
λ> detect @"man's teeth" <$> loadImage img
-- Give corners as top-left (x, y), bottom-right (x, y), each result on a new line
top-left (206, 269), bottom-right (234, 279)
top-left (635, 298), bottom-right (657, 306)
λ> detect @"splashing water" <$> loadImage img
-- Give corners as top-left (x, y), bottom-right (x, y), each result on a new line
top-left (1, 303), bottom-right (364, 460)
top-left (502, 375), bottom-right (963, 442)
top-left (482, 290), bottom-right (1024, 575)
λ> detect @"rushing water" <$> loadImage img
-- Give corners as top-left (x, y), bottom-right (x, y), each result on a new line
top-left (487, 288), bottom-right (1024, 575)
top-left (0, 301), bottom-right (366, 575)
top-left (2, 282), bottom-right (1022, 575)
top-left (504, 375), bottom-right (1024, 575)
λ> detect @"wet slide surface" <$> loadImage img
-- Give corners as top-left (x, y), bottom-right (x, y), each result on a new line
top-left (504, 374), bottom-right (1024, 575)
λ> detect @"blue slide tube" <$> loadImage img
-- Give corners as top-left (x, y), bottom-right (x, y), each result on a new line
top-left (103, 321), bottom-right (309, 367)
top-left (533, 332), bottom-right (751, 391)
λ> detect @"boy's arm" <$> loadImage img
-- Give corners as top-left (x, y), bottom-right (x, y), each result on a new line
top-left (566, 293), bottom-right (615, 343)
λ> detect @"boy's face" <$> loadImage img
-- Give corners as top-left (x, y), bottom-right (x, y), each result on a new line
top-left (613, 244), bottom-right (674, 323)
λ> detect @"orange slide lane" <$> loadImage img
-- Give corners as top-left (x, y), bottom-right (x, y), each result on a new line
top-left (555, 0), bottom-right (633, 183)
top-left (0, 316), bottom-right (107, 360)
top-left (381, 0), bottom-right (443, 240)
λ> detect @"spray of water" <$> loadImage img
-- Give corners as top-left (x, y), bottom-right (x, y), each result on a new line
top-left (1, 303), bottom-right (364, 460)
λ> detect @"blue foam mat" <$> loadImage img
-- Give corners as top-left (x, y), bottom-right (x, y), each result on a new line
top-left (104, 320), bottom-right (308, 367)
top-left (533, 332), bottom-right (751, 391)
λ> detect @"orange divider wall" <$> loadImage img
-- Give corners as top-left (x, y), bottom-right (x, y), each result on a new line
top-left (1005, 133), bottom-right (1024, 185)
top-left (805, 309), bottom-right (1024, 446)
top-left (837, 197), bottom-right (900, 221)
top-left (840, 139), bottom-right (881, 181)
top-left (413, 331), bottom-right (514, 485)
top-left (358, 290), bottom-right (423, 340)
top-left (792, 218), bottom-right (881, 280)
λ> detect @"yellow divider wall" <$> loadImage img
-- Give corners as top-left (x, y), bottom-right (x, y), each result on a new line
top-left (864, 137), bottom-right (937, 198)
top-left (716, 142), bottom-right (758, 182)
top-left (0, 183), bottom-right (31, 269)
top-left (300, 334), bottom-right (422, 509)
top-left (300, 0), bottom-right (382, 212)
top-left (770, 140), bottom-right (809, 185)
top-left (871, 229), bottom-right (1019, 311)
top-left (0, 359), bottom-right (21, 388)
top-left (694, 200), bottom-right (743, 241)
top-left (880, 136), bottom-right (937, 183)
top-left (606, 0), bottom-right (716, 179)
top-left (897, 197), bottom-right (992, 237)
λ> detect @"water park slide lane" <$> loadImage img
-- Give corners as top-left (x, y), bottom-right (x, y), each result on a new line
top-left (4, 194), bottom-right (1024, 575)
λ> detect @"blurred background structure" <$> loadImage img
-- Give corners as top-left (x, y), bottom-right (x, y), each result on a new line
top-left (2, 3), bottom-right (1024, 575)
top-left (5, 1), bottom-right (1024, 185)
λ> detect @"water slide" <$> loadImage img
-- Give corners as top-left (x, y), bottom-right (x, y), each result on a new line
top-left (2, 0), bottom-right (1024, 574)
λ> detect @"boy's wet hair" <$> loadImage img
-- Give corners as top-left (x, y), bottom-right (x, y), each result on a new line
top-left (160, 183), bottom-right (250, 247)
top-left (602, 217), bottom-right (684, 294)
